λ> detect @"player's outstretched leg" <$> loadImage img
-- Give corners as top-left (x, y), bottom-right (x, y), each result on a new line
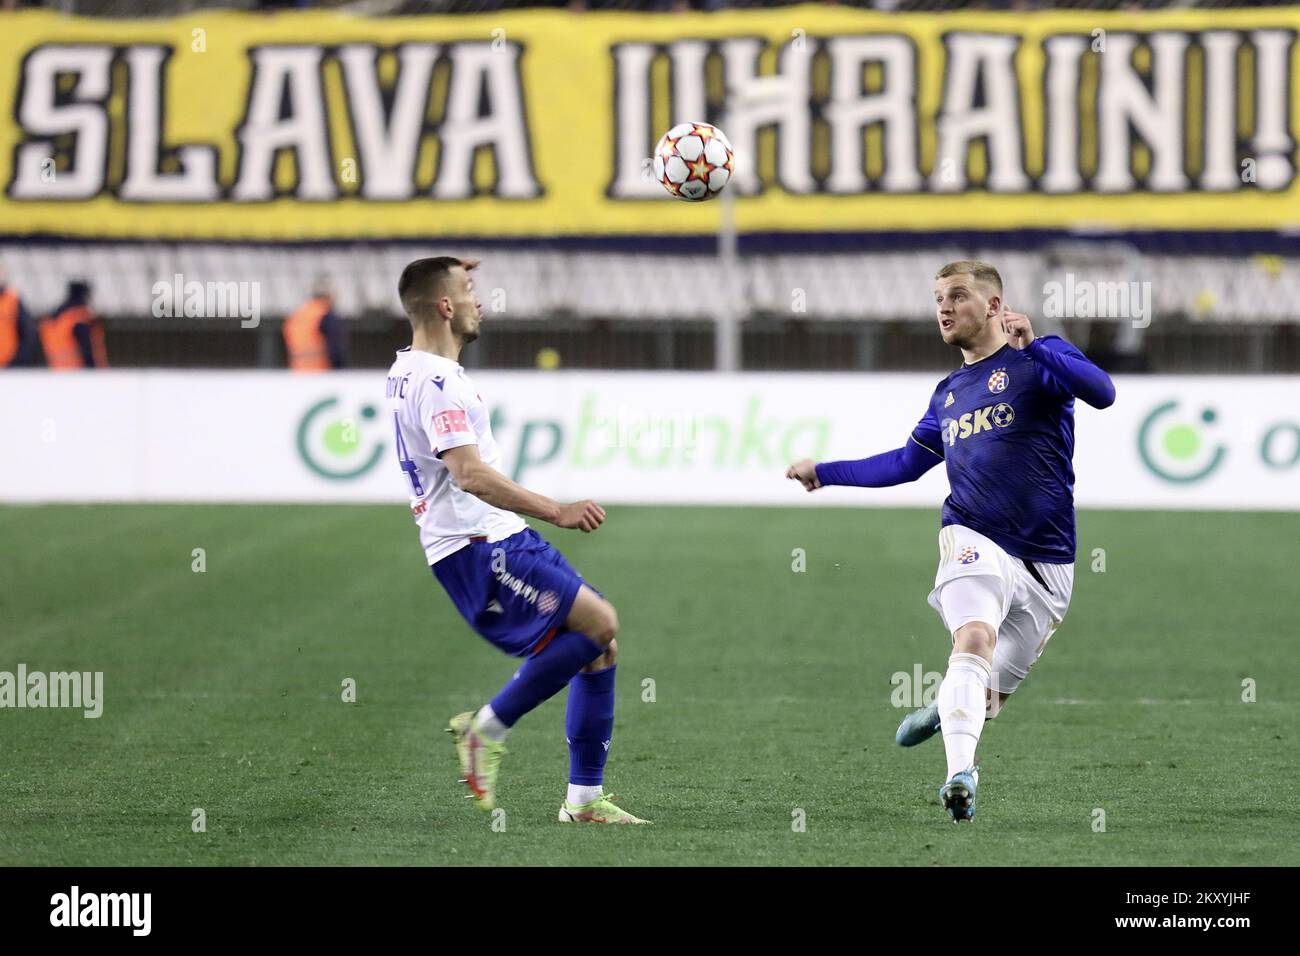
top-left (898, 596), bottom-right (1051, 757)
top-left (450, 585), bottom-right (614, 812)
top-left (897, 686), bottom-right (1010, 747)
top-left (936, 621), bottom-right (995, 822)
top-left (557, 592), bottom-right (648, 824)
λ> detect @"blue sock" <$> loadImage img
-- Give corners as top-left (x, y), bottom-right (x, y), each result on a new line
top-left (565, 664), bottom-right (616, 786)
top-left (489, 630), bottom-right (603, 727)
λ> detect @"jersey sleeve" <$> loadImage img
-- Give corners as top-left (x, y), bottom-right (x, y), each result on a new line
top-left (813, 388), bottom-right (945, 487)
top-left (1025, 335), bottom-right (1117, 409)
top-left (416, 373), bottom-right (477, 456)
top-left (814, 439), bottom-right (941, 488)
top-left (910, 393), bottom-right (945, 459)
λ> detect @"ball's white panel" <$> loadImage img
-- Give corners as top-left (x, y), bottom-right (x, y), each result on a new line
top-left (704, 139), bottom-right (729, 166)
top-left (708, 167), bottom-right (730, 191)
top-left (665, 156), bottom-right (689, 184)
top-left (653, 155), bottom-right (665, 181)
top-left (680, 180), bottom-right (707, 200)
top-left (676, 135), bottom-right (704, 162)
top-left (667, 122), bottom-right (695, 139)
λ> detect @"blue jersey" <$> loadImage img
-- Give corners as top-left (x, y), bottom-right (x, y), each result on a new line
top-left (910, 337), bottom-right (1099, 564)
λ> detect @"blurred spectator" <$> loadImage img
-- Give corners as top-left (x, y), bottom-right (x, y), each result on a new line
top-left (283, 276), bottom-right (348, 371)
top-left (40, 280), bottom-right (108, 370)
top-left (0, 266), bottom-right (38, 368)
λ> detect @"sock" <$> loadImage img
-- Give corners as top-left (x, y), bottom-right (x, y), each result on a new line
top-left (985, 687), bottom-right (1004, 720)
top-left (938, 652), bottom-right (992, 780)
top-left (565, 664), bottom-right (616, 791)
top-left (567, 784), bottom-right (603, 806)
top-left (488, 630), bottom-right (603, 727)
top-left (472, 704), bottom-right (509, 743)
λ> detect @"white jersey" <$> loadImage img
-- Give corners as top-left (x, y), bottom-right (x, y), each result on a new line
top-left (386, 348), bottom-right (526, 564)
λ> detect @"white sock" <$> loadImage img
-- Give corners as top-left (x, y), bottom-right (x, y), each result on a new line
top-left (986, 685), bottom-right (1004, 720)
top-left (473, 705), bottom-right (509, 742)
top-left (938, 652), bottom-right (992, 780)
top-left (566, 784), bottom-right (603, 806)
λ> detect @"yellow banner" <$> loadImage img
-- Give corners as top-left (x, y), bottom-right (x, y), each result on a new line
top-left (0, 7), bottom-right (1296, 238)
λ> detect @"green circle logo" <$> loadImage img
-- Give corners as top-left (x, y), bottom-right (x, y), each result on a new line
top-left (1138, 401), bottom-right (1226, 484)
top-left (1161, 424), bottom-right (1200, 459)
top-left (296, 397), bottom-right (385, 480)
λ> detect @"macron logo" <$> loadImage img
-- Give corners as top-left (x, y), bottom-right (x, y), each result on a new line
top-left (50, 886), bottom-right (151, 936)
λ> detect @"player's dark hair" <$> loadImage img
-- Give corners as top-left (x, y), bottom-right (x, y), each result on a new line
top-left (936, 260), bottom-right (1002, 294)
top-left (397, 256), bottom-right (464, 318)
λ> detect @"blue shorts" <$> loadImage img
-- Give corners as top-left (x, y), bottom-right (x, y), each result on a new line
top-left (431, 527), bottom-right (591, 658)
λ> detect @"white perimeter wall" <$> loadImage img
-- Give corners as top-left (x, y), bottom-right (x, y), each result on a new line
top-left (1, 370), bottom-right (1297, 510)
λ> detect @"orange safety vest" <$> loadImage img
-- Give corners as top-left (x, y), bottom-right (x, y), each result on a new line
top-left (283, 297), bottom-right (332, 371)
top-left (0, 288), bottom-right (18, 367)
top-left (40, 304), bottom-right (108, 370)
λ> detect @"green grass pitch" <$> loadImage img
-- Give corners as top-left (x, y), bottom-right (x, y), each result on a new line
top-left (1, 504), bottom-right (1296, 866)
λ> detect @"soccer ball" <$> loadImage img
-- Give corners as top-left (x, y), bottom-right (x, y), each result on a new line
top-left (652, 122), bottom-right (735, 201)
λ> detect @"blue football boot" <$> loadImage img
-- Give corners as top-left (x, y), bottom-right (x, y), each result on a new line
top-left (939, 767), bottom-right (979, 823)
top-left (895, 703), bottom-right (941, 747)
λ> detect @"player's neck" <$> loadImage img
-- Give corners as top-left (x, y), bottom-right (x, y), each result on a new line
top-left (410, 325), bottom-right (462, 363)
top-left (961, 331), bottom-right (1008, 366)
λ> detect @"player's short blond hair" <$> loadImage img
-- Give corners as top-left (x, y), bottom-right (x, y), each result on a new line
top-left (936, 260), bottom-right (1002, 295)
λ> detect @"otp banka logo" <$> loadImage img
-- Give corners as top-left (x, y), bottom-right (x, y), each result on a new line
top-left (1138, 401), bottom-right (1227, 483)
top-left (941, 403), bottom-right (1015, 447)
top-left (296, 396), bottom-right (386, 480)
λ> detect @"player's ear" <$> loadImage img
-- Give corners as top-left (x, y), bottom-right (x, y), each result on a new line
top-left (986, 294), bottom-right (1002, 320)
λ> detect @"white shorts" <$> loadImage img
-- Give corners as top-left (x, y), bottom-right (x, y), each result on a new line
top-left (926, 525), bottom-right (1074, 695)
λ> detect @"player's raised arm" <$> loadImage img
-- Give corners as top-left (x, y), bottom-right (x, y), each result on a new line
top-left (1003, 308), bottom-right (1116, 409)
top-left (788, 397), bottom-right (944, 493)
top-left (788, 439), bottom-right (941, 493)
top-left (440, 444), bottom-right (605, 532)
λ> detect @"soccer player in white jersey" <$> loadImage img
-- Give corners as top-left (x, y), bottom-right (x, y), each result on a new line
top-left (787, 260), bottom-right (1115, 822)
top-left (387, 256), bottom-right (647, 824)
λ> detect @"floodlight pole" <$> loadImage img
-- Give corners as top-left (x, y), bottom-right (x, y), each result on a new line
top-left (714, 94), bottom-right (758, 374)
top-left (716, 175), bottom-right (741, 372)
top-left (714, 86), bottom-right (786, 372)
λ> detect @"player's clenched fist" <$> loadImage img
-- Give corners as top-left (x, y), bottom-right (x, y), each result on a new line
top-left (1002, 307), bottom-right (1036, 349)
top-left (786, 459), bottom-right (822, 492)
top-left (556, 499), bottom-right (606, 532)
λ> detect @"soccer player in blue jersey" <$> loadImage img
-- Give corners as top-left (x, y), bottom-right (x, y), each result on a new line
top-left (389, 256), bottom-right (647, 824)
top-left (786, 260), bottom-right (1116, 822)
